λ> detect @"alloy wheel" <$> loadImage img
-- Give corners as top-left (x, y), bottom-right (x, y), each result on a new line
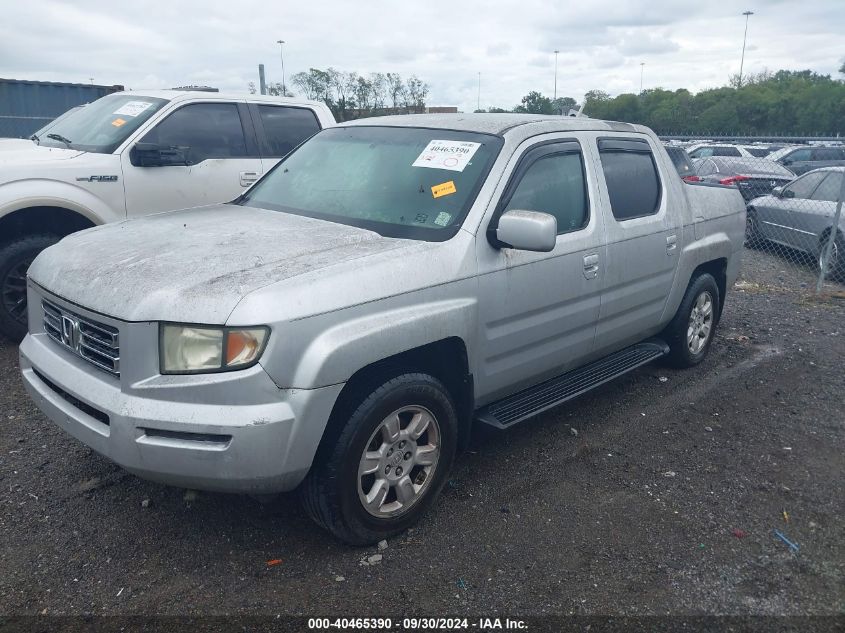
top-left (357, 405), bottom-right (441, 518)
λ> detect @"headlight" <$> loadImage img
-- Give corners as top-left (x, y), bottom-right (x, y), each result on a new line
top-left (160, 324), bottom-right (269, 374)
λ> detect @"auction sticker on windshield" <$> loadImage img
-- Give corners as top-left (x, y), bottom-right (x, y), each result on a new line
top-left (113, 101), bottom-right (154, 117)
top-left (412, 140), bottom-right (481, 172)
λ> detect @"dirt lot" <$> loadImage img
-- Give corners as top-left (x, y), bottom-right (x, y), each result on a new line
top-left (0, 248), bottom-right (843, 625)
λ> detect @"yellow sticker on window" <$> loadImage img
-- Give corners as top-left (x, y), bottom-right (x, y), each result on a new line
top-left (111, 118), bottom-right (127, 127)
top-left (431, 180), bottom-right (457, 198)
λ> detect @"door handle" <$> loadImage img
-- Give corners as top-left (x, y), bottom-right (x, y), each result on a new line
top-left (666, 234), bottom-right (677, 255)
top-left (239, 171), bottom-right (259, 187)
top-left (583, 253), bottom-right (599, 280)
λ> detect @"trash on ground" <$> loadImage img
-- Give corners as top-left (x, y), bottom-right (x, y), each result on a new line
top-left (360, 554), bottom-right (383, 566)
top-left (731, 528), bottom-right (748, 538)
top-left (658, 376), bottom-right (668, 383)
top-left (457, 578), bottom-right (467, 589)
top-left (663, 471), bottom-right (677, 478)
top-left (141, 498), bottom-right (150, 508)
top-left (266, 559), bottom-right (283, 566)
top-left (773, 529), bottom-right (799, 552)
top-left (782, 509), bottom-right (790, 523)
top-left (335, 576), bottom-right (345, 582)
top-left (377, 539), bottom-right (388, 551)
top-left (569, 427), bottom-right (578, 437)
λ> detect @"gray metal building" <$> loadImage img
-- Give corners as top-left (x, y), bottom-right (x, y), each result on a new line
top-left (0, 78), bottom-right (123, 139)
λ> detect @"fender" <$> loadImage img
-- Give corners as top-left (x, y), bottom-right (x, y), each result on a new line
top-left (0, 178), bottom-right (121, 226)
top-left (660, 226), bottom-right (738, 323)
top-left (283, 297), bottom-right (477, 389)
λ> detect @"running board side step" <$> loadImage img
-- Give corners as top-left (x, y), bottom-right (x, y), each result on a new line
top-left (475, 339), bottom-right (669, 430)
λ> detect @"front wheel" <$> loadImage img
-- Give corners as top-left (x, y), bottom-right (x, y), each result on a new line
top-left (0, 234), bottom-right (61, 342)
top-left (818, 232), bottom-right (845, 282)
top-left (300, 373), bottom-right (457, 545)
top-left (663, 273), bottom-right (720, 368)
top-left (745, 208), bottom-right (764, 248)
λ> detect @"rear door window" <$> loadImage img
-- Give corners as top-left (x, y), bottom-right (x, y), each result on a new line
top-left (254, 105), bottom-right (321, 157)
top-left (599, 139), bottom-right (661, 221)
top-left (812, 148), bottom-right (844, 161)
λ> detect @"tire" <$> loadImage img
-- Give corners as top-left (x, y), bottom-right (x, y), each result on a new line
top-left (0, 234), bottom-right (60, 342)
top-left (818, 231), bottom-right (845, 282)
top-left (300, 373), bottom-right (458, 545)
top-left (663, 273), bottom-right (720, 368)
top-left (745, 208), bottom-right (764, 248)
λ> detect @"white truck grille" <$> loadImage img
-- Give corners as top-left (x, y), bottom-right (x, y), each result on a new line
top-left (42, 300), bottom-right (120, 376)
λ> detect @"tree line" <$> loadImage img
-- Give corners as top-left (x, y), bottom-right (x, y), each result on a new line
top-left (250, 69), bottom-right (430, 121)
top-left (477, 68), bottom-right (845, 136)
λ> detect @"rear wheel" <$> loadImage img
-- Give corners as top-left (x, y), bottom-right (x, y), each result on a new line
top-left (0, 234), bottom-right (60, 342)
top-left (663, 273), bottom-right (720, 368)
top-left (300, 373), bottom-right (457, 545)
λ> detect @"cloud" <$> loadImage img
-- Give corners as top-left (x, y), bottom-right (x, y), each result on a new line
top-left (0, 0), bottom-right (842, 113)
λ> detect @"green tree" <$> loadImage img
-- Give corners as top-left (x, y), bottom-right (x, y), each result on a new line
top-left (514, 91), bottom-right (554, 114)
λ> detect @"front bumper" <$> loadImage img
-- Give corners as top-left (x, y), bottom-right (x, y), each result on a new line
top-left (19, 330), bottom-right (343, 494)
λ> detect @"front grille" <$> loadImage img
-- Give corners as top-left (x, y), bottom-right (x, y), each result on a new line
top-left (42, 299), bottom-right (120, 377)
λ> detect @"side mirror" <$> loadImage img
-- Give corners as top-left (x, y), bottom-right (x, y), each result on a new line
top-left (781, 159), bottom-right (792, 166)
top-left (771, 186), bottom-right (784, 197)
top-left (130, 142), bottom-right (191, 167)
top-left (493, 210), bottom-right (557, 252)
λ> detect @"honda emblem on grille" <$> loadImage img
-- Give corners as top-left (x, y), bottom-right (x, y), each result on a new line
top-left (60, 315), bottom-right (81, 352)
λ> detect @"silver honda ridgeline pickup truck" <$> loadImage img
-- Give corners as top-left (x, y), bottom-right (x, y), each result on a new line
top-left (20, 115), bottom-right (745, 544)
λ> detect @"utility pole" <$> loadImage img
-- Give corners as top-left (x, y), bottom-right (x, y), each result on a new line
top-left (639, 62), bottom-right (645, 94)
top-left (738, 11), bottom-right (754, 87)
top-left (554, 50), bottom-right (559, 101)
top-left (276, 39), bottom-right (286, 96)
top-left (477, 72), bottom-right (481, 111)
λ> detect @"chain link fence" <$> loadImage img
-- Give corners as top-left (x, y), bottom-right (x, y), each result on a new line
top-left (661, 136), bottom-right (845, 296)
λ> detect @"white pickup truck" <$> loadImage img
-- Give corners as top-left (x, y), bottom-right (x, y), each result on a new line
top-left (0, 90), bottom-right (335, 339)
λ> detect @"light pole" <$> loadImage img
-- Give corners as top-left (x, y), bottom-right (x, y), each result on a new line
top-left (738, 11), bottom-right (754, 87)
top-left (554, 50), bottom-right (559, 101)
top-left (477, 72), bottom-right (481, 111)
top-left (639, 62), bottom-right (645, 94)
top-left (276, 39), bottom-right (286, 96)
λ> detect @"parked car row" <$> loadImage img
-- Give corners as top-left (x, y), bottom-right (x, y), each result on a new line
top-left (661, 140), bottom-right (844, 282)
top-left (664, 140), bottom-right (845, 176)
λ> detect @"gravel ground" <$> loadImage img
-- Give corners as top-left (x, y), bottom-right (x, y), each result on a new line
top-left (0, 247), bottom-right (843, 622)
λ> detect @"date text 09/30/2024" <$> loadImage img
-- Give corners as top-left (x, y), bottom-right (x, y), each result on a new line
top-left (307, 618), bottom-right (528, 630)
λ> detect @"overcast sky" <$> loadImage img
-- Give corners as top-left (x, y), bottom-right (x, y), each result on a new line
top-left (1, 0), bottom-right (843, 112)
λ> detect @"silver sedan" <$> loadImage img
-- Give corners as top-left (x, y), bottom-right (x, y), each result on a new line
top-left (746, 167), bottom-right (845, 279)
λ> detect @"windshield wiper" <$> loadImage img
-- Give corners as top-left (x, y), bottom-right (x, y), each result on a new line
top-left (46, 133), bottom-right (73, 147)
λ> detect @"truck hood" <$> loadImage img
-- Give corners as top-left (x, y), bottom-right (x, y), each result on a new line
top-left (28, 204), bottom-right (414, 323)
top-left (0, 144), bottom-right (83, 164)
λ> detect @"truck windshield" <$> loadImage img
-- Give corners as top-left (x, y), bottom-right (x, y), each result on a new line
top-left (37, 94), bottom-right (168, 154)
top-left (239, 126), bottom-right (503, 240)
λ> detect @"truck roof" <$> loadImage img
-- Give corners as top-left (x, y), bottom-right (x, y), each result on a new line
top-left (340, 113), bottom-right (652, 139)
top-left (111, 89), bottom-right (327, 109)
